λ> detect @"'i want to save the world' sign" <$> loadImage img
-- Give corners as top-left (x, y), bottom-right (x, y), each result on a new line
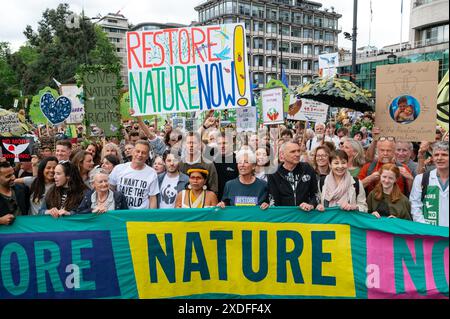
top-left (126, 24), bottom-right (251, 116)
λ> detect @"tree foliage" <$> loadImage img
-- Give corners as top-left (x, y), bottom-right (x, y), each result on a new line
top-left (1, 3), bottom-right (120, 108)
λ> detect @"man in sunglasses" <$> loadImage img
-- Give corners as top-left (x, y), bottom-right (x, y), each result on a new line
top-left (358, 136), bottom-right (413, 196)
top-left (0, 161), bottom-right (30, 225)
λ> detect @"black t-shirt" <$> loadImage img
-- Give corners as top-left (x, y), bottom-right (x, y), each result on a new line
top-left (214, 153), bottom-right (239, 201)
top-left (0, 190), bottom-right (20, 216)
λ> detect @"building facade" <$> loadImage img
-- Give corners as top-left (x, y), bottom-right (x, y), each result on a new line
top-left (98, 13), bottom-right (129, 85)
top-left (194, 0), bottom-right (342, 88)
top-left (338, 0), bottom-right (449, 95)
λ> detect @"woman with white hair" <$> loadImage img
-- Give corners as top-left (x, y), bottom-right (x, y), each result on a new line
top-left (101, 143), bottom-right (123, 163)
top-left (78, 171), bottom-right (128, 214)
top-left (217, 150), bottom-right (269, 209)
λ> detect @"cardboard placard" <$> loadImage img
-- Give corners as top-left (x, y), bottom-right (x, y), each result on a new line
top-left (236, 107), bottom-right (257, 132)
top-left (261, 87), bottom-right (284, 125)
top-left (375, 61), bottom-right (438, 142)
top-left (0, 113), bottom-right (21, 135)
top-left (61, 84), bottom-right (85, 124)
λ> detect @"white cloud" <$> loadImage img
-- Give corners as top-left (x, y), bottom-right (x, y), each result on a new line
top-left (0, 0), bottom-right (410, 52)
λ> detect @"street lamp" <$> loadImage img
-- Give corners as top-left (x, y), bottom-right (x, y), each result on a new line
top-left (342, 0), bottom-right (358, 83)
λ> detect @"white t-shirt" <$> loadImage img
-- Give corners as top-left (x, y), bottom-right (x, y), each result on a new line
top-left (159, 174), bottom-right (180, 208)
top-left (109, 162), bottom-right (159, 209)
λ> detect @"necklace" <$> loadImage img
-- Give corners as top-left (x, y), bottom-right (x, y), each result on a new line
top-left (97, 193), bottom-right (108, 204)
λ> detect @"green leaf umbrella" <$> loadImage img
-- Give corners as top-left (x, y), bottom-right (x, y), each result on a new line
top-left (295, 77), bottom-right (375, 112)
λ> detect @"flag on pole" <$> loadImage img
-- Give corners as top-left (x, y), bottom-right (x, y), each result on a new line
top-left (401, 0), bottom-right (403, 13)
top-left (370, 0), bottom-right (373, 21)
top-left (281, 65), bottom-right (289, 88)
top-left (52, 78), bottom-right (62, 88)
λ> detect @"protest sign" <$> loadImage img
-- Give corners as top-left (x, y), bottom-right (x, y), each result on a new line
top-left (61, 84), bottom-right (85, 124)
top-left (40, 92), bottom-right (72, 125)
top-left (29, 87), bottom-right (60, 125)
top-left (375, 61), bottom-right (439, 142)
top-left (287, 97), bottom-right (329, 123)
top-left (173, 116), bottom-right (186, 130)
top-left (0, 112), bottom-right (21, 135)
top-left (13, 99), bottom-right (18, 109)
top-left (319, 52), bottom-right (339, 78)
top-left (83, 71), bottom-right (121, 136)
top-left (126, 24), bottom-right (251, 116)
top-left (236, 107), bottom-right (257, 132)
top-left (0, 208), bottom-right (447, 299)
top-left (261, 87), bottom-right (284, 125)
top-left (0, 136), bottom-right (34, 163)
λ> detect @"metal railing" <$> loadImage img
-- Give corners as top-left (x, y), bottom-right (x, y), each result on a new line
top-left (339, 37), bottom-right (449, 62)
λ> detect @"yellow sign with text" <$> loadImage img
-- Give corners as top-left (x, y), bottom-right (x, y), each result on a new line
top-left (126, 221), bottom-right (355, 298)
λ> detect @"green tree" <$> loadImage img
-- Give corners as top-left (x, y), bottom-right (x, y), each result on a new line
top-left (0, 42), bottom-right (19, 108)
top-left (18, 3), bottom-right (119, 95)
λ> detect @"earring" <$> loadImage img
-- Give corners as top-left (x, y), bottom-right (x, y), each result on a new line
top-left (202, 185), bottom-right (207, 190)
top-left (188, 184), bottom-right (192, 189)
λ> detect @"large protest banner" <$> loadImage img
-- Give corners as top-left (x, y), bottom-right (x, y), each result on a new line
top-left (126, 24), bottom-right (251, 116)
top-left (287, 97), bottom-right (329, 123)
top-left (0, 208), bottom-right (447, 299)
top-left (375, 61), bottom-right (439, 142)
top-left (0, 137), bottom-right (34, 163)
top-left (0, 112), bottom-right (21, 135)
top-left (83, 72), bottom-right (121, 136)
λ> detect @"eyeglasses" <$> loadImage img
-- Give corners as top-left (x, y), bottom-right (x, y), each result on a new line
top-left (379, 136), bottom-right (396, 142)
top-left (316, 154), bottom-right (329, 158)
top-left (59, 160), bottom-right (69, 164)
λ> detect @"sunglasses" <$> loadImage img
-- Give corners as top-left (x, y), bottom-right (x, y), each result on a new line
top-left (379, 136), bottom-right (396, 142)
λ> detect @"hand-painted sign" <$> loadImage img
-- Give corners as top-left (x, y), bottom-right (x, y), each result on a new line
top-left (236, 107), bottom-right (257, 132)
top-left (126, 24), bottom-right (251, 116)
top-left (287, 97), bottom-right (329, 123)
top-left (0, 113), bottom-right (21, 135)
top-left (83, 72), bottom-right (121, 137)
top-left (0, 208), bottom-right (447, 299)
top-left (39, 92), bottom-right (72, 125)
top-left (0, 137), bottom-right (34, 163)
top-left (61, 85), bottom-right (85, 124)
top-left (261, 87), bottom-right (284, 125)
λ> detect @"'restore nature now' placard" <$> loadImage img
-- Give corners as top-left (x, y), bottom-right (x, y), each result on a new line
top-left (126, 24), bottom-right (251, 116)
top-left (0, 208), bottom-right (447, 299)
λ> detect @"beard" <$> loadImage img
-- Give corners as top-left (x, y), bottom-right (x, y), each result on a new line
top-left (316, 134), bottom-right (324, 141)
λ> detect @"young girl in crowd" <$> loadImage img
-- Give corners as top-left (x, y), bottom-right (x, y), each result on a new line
top-left (71, 150), bottom-right (95, 189)
top-left (317, 150), bottom-right (367, 212)
top-left (15, 156), bottom-right (58, 215)
top-left (39, 161), bottom-right (88, 217)
top-left (366, 164), bottom-right (412, 220)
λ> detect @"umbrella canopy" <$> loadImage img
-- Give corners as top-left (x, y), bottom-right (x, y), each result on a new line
top-left (295, 77), bottom-right (375, 112)
top-left (0, 108), bottom-right (33, 137)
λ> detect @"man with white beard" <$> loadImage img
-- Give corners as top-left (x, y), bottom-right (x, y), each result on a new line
top-left (306, 123), bottom-right (326, 152)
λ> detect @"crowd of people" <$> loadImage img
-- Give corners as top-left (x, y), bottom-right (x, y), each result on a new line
top-left (0, 110), bottom-right (448, 229)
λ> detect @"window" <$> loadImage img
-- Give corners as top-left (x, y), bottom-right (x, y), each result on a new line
top-left (239, 2), bottom-right (251, 15)
top-left (314, 16), bottom-right (323, 27)
top-left (293, 12), bottom-right (302, 24)
top-left (252, 4), bottom-right (265, 18)
top-left (280, 10), bottom-right (290, 22)
top-left (291, 43), bottom-right (302, 54)
top-left (314, 46), bottom-right (322, 55)
top-left (314, 30), bottom-right (323, 41)
top-left (107, 19), bottom-right (118, 24)
top-left (281, 59), bottom-right (289, 69)
top-left (303, 45), bottom-right (312, 55)
top-left (291, 75), bottom-right (302, 86)
top-left (291, 60), bottom-right (301, 70)
top-left (266, 57), bottom-right (277, 68)
top-left (266, 39), bottom-right (277, 51)
top-left (303, 29), bottom-right (312, 39)
top-left (281, 25), bottom-right (290, 36)
top-left (253, 73), bottom-right (264, 84)
top-left (292, 27), bottom-right (302, 38)
top-left (253, 21), bottom-right (264, 32)
top-left (225, 1), bottom-right (234, 14)
top-left (266, 23), bottom-right (277, 34)
top-left (253, 55), bottom-right (264, 67)
top-left (253, 38), bottom-right (264, 49)
top-left (280, 42), bottom-right (290, 53)
top-left (314, 61), bottom-right (319, 71)
top-left (267, 8), bottom-right (278, 20)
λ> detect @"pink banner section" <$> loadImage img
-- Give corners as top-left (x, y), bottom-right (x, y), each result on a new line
top-left (366, 230), bottom-right (449, 299)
